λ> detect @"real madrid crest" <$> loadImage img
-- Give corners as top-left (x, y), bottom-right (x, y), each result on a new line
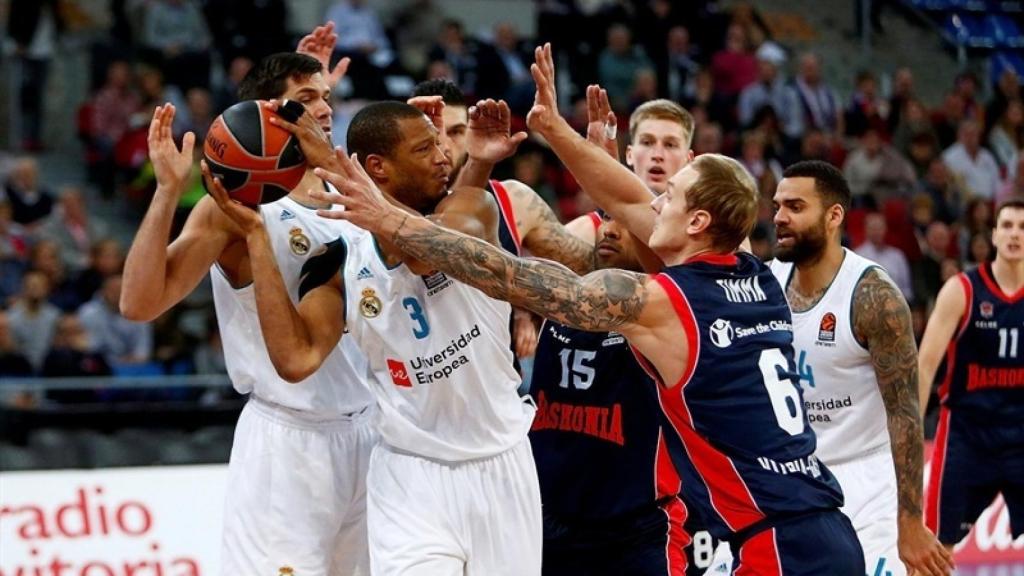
top-left (289, 227), bottom-right (310, 255)
top-left (278, 567), bottom-right (294, 576)
top-left (360, 288), bottom-right (383, 318)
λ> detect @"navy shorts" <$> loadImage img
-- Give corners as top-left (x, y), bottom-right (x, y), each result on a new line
top-left (925, 407), bottom-right (1024, 545)
top-left (729, 509), bottom-right (864, 575)
top-left (542, 497), bottom-right (717, 576)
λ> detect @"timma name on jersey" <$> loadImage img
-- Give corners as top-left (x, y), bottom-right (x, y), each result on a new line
top-left (716, 277), bottom-right (767, 303)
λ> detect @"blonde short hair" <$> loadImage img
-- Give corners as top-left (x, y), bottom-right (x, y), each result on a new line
top-left (686, 154), bottom-right (759, 251)
top-left (629, 99), bottom-right (694, 148)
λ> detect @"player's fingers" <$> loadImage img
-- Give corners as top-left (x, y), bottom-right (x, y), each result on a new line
top-left (147, 105), bottom-right (163, 143)
top-left (599, 88), bottom-right (612, 115)
top-left (316, 208), bottom-right (351, 221)
top-left (310, 186), bottom-right (345, 205)
top-left (936, 546), bottom-right (955, 571)
top-left (267, 113), bottom-right (300, 135)
top-left (331, 57), bottom-right (350, 82)
top-left (510, 132), bottom-right (528, 147)
top-left (498, 99), bottom-right (511, 120)
top-left (468, 105), bottom-right (481, 121)
top-left (586, 85), bottom-right (600, 119)
top-left (181, 131), bottom-right (196, 157)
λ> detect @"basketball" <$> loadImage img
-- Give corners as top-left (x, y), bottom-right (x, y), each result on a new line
top-left (203, 99), bottom-right (307, 207)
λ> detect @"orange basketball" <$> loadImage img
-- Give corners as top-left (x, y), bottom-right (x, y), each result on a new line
top-left (203, 100), bottom-right (306, 207)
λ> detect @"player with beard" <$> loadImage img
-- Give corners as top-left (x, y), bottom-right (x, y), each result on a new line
top-left (314, 43), bottom-right (865, 575)
top-left (768, 161), bottom-right (952, 576)
top-left (530, 210), bottom-right (721, 576)
top-left (210, 100), bottom-right (541, 575)
top-left (120, 35), bottom-right (381, 575)
top-left (919, 199), bottom-right (1024, 558)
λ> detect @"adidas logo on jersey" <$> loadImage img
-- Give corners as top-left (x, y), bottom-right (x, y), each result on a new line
top-left (357, 267), bottom-right (374, 280)
top-left (280, 209), bottom-right (295, 221)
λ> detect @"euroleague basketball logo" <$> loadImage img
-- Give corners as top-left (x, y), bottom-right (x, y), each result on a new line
top-left (818, 312), bottom-right (837, 342)
top-left (981, 301), bottom-right (994, 318)
top-left (709, 318), bottom-right (734, 348)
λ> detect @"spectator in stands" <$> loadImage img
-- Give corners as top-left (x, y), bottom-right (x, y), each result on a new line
top-left (0, 310), bottom-right (32, 377)
top-left (987, 99), bottom-right (1024, 169)
top-left (798, 128), bottom-right (831, 163)
top-left (629, 69), bottom-right (660, 113)
top-left (913, 221), bottom-right (951, 309)
top-left (987, 69), bottom-right (1020, 133)
top-left (90, 60), bottom-right (141, 160)
top-left (843, 127), bottom-right (917, 207)
top-left (598, 24), bottom-right (654, 113)
top-left (788, 52), bottom-right (843, 139)
top-left (75, 238), bottom-right (125, 305)
top-left (845, 70), bottom-right (886, 138)
top-left (998, 152), bottom-right (1024, 204)
top-left (30, 240), bottom-right (82, 312)
top-left (491, 22), bottom-right (534, 113)
top-left (327, 0), bottom-right (393, 99)
top-left (739, 129), bottom-right (782, 201)
top-left (214, 56), bottom-right (253, 115)
top-left (887, 67), bottom-right (915, 134)
top-left (0, 201), bottom-right (29, 306)
top-left (856, 212), bottom-right (914, 302)
top-left (942, 119), bottom-right (1000, 200)
top-left (710, 23), bottom-right (757, 108)
top-left (428, 19), bottom-right (505, 102)
top-left (682, 68), bottom-right (733, 131)
top-left (391, 0), bottom-right (446, 77)
top-left (139, 0), bottom-right (212, 90)
top-left (661, 26), bottom-right (700, 103)
top-left (954, 71), bottom-right (982, 123)
top-left (136, 65), bottom-right (187, 133)
top-left (78, 274), bottom-right (153, 371)
top-left (181, 88), bottom-right (215, 144)
top-left (8, 270), bottom-right (60, 373)
top-left (738, 42), bottom-right (798, 137)
top-left (513, 149), bottom-right (560, 219)
top-left (3, 157), bottom-right (54, 227)
top-left (932, 92), bottom-right (966, 150)
top-left (967, 232), bottom-right (993, 264)
top-left (729, 2), bottom-right (771, 49)
top-left (203, 0), bottom-right (288, 64)
top-left (7, 0), bottom-right (63, 151)
top-left (919, 158), bottom-right (964, 225)
top-left (960, 198), bottom-right (994, 258)
top-left (893, 99), bottom-right (938, 165)
top-left (41, 314), bottom-right (111, 379)
top-left (906, 133), bottom-right (940, 180)
top-left (39, 187), bottom-right (109, 273)
top-left (693, 122), bottom-right (724, 155)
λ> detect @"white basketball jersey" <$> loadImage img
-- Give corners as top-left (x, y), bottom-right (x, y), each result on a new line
top-left (770, 249), bottom-right (890, 464)
top-left (340, 231), bottom-right (535, 462)
top-left (211, 195), bottom-right (375, 418)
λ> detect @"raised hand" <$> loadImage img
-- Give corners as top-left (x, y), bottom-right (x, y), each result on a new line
top-left (296, 22), bottom-right (350, 89)
top-left (527, 43), bottom-right (564, 135)
top-left (201, 160), bottom-right (264, 236)
top-left (466, 99), bottom-right (528, 164)
top-left (148, 104), bottom-right (196, 194)
top-left (407, 95), bottom-right (446, 133)
top-left (585, 84), bottom-right (619, 160)
top-left (263, 100), bottom-right (335, 169)
top-left (312, 150), bottom-right (397, 234)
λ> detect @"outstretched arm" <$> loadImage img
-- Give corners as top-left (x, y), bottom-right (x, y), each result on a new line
top-left (526, 43), bottom-right (657, 242)
top-left (121, 104), bottom-right (234, 321)
top-left (852, 268), bottom-right (954, 576)
top-left (504, 180), bottom-right (596, 275)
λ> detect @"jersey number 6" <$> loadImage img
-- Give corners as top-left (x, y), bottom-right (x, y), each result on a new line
top-left (758, 348), bottom-right (805, 436)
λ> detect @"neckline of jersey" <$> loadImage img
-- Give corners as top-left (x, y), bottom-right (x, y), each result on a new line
top-left (980, 261), bottom-right (1024, 303)
top-left (785, 248), bottom-right (849, 316)
top-left (683, 252), bottom-right (738, 266)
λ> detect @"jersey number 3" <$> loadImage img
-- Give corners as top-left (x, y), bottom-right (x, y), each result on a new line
top-left (402, 297), bottom-right (431, 339)
top-left (759, 348), bottom-right (805, 435)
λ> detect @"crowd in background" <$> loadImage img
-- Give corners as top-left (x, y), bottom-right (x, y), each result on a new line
top-left (1, 0), bottom-right (1021, 413)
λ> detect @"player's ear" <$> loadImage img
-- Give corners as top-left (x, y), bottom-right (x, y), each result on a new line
top-left (625, 144), bottom-right (634, 167)
top-left (687, 209), bottom-right (712, 236)
top-left (363, 154), bottom-right (388, 181)
top-left (828, 203), bottom-right (845, 232)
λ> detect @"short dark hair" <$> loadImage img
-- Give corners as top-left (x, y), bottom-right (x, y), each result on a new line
top-left (347, 101), bottom-right (429, 161)
top-left (996, 198), bottom-right (1024, 221)
top-left (782, 160), bottom-right (851, 212)
top-left (411, 79), bottom-right (466, 108)
top-left (238, 53), bottom-right (323, 101)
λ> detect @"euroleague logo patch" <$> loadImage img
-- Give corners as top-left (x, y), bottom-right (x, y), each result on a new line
top-left (818, 312), bottom-right (837, 342)
top-left (980, 301), bottom-right (994, 319)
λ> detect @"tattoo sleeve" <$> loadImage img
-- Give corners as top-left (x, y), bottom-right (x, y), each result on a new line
top-left (519, 187), bottom-right (597, 275)
top-left (392, 215), bottom-right (647, 332)
top-left (853, 267), bottom-right (924, 520)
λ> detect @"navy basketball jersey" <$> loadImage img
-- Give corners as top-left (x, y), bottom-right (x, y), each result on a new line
top-left (488, 180), bottom-right (521, 256)
top-left (645, 253), bottom-right (844, 540)
top-left (530, 320), bottom-right (680, 519)
top-left (938, 263), bottom-right (1024, 422)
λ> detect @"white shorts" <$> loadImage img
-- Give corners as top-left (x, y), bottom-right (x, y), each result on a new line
top-left (367, 437), bottom-right (542, 576)
top-left (220, 397), bottom-right (378, 576)
top-left (831, 448), bottom-right (904, 576)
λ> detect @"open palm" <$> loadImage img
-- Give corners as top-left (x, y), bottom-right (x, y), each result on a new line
top-left (467, 99), bottom-right (527, 163)
top-left (148, 104), bottom-right (195, 193)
